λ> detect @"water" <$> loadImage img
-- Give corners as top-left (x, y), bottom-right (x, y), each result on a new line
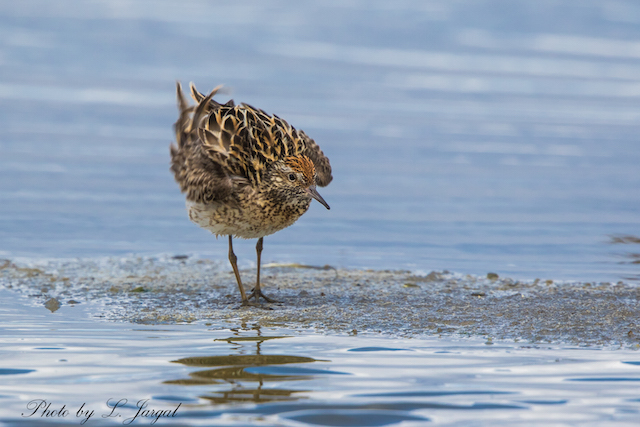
top-left (2, 289), bottom-right (640, 426)
top-left (1, 0), bottom-right (639, 281)
top-left (2, 1), bottom-right (640, 425)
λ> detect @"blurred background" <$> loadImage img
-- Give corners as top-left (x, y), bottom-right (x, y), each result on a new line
top-left (1, 0), bottom-right (639, 281)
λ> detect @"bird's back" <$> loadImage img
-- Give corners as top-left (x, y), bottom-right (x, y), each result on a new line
top-left (171, 83), bottom-right (332, 206)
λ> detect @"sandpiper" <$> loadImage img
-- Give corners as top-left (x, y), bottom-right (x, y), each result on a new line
top-left (170, 82), bottom-right (332, 305)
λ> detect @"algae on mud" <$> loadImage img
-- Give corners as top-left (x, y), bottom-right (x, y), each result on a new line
top-left (1, 256), bottom-right (639, 347)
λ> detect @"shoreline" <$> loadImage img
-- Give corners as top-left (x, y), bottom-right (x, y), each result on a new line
top-left (1, 255), bottom-right (639, 348)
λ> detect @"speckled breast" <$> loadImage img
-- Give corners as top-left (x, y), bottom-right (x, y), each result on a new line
top-left (186, 200), bottom-right (310, 239)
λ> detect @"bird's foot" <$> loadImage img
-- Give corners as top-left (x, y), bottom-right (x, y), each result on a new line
top-left (248, 287), bottom-right (279, 304)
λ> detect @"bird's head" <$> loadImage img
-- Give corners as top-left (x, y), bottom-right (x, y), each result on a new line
top-left (267, 155), bottom-right (330, 210)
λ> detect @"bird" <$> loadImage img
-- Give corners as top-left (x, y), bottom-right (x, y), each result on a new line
top-left (170, 82), bottom-right (332, 306)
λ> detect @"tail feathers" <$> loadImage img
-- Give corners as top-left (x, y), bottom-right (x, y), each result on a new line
top-left (174, 82), bottom-right (194, 149)
top-left (188, 89), bottom-right (216, 133)
top-left (190, 82), bottom-right (224, 105)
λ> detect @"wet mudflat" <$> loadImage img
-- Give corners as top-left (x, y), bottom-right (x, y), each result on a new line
top-left (2, 256), bottom-right (639, 347)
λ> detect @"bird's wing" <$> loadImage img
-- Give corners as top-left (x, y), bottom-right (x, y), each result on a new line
top-left (176, 82), bottom-right (332, 193)
top-left (170, 82), bottom-right (248, 205)
top-left (233, 104), bottom-right (332, 187)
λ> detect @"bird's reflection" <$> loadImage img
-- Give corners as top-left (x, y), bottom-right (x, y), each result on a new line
top-left (165, 325), bottom-right (326, 404)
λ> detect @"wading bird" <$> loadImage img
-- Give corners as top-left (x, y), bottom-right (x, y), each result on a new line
top-left (170, 83), bottom-right (332, 305)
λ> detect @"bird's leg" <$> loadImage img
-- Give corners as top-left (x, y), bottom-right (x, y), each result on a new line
top-left (228, 235), bottom-right (249, 304)
top-left (248, 237), bottom-right (278, 303)
top-left (254, 237), bottom-right (263, 303)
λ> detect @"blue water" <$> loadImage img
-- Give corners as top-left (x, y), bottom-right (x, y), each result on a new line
top-left (1, 0), bottom-right (640, 281)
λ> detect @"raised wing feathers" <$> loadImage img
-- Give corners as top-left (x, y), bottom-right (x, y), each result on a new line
top-left (170, 82), bottom-right (332, 204)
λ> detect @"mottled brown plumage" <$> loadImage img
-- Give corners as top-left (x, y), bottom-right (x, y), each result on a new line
top-left (170, 82), bottom-right (332, 305)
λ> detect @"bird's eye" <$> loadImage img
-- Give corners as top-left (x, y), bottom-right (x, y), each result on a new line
top-left (288, 173), bottom-right (296, 181)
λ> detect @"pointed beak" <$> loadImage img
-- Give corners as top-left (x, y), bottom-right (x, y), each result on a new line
top-left (307, 185), bottom-right (330, 210)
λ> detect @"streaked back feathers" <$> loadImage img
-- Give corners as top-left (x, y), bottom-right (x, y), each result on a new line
top-left (171, 82), bottom-right (332, 205)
